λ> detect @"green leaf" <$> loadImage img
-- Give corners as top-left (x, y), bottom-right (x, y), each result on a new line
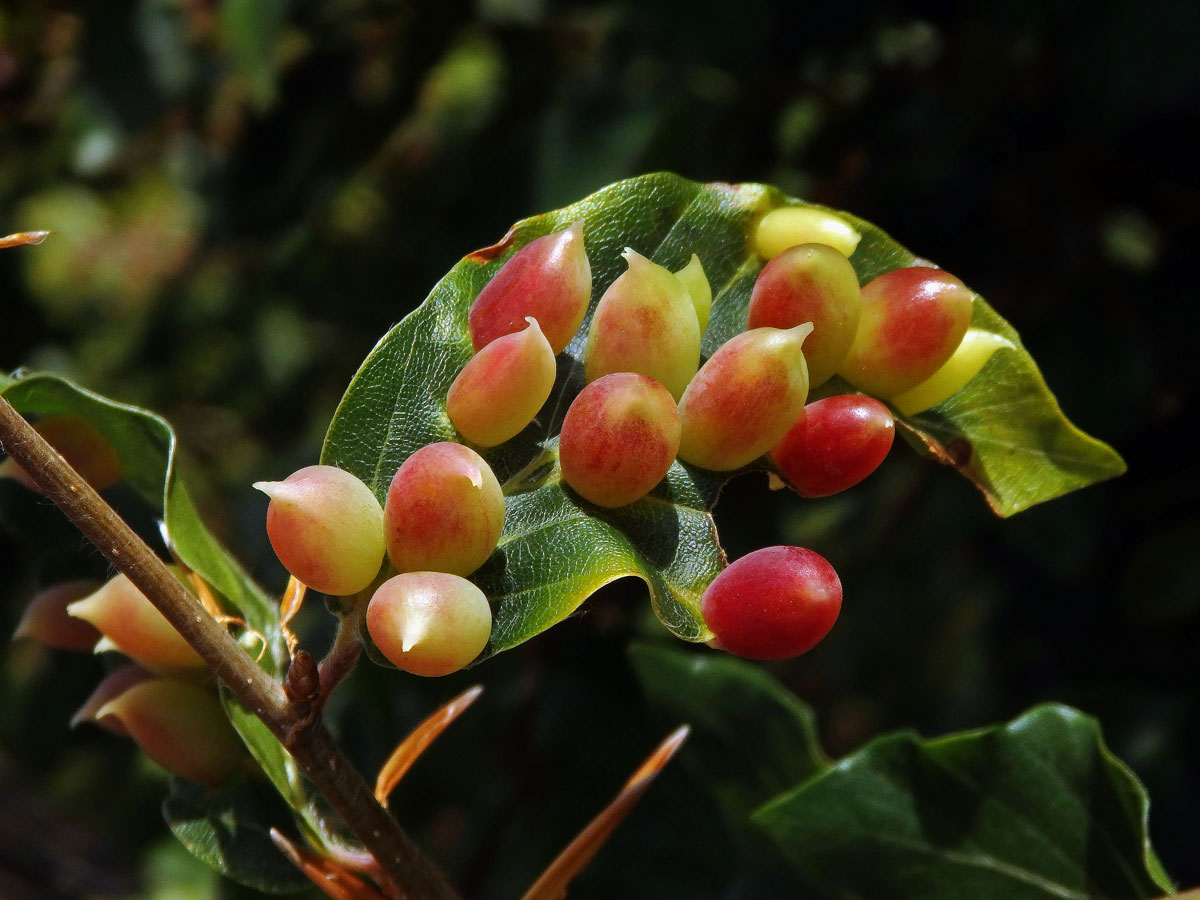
top-left (707, 205), bottom-right (1129, 518)
top-left (885, 294), bottom-right (1128, 517)
top-left (476, 455), bottom-right (725, 652)
top-left (219, 689), bottom-right (304, 819)
top-left (219, 687), bottom-right (338, 852)
top-left (0, 373), bottom-right (282, 664)
top-left (630, 650), bottom-right (1171, 899)
top-left (163, 778), bottom-right (308, 894)
top-left (629, 643), bottom-right (827, 824)
top-left (322, 172), bottom-right (1124, 656)
top-left (754, 704), bottom-right (1173, 900)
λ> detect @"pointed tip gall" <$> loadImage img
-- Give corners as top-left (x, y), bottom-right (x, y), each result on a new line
top-left (468, 220), bottom-right (592, 354)
top-left (256, 465), bottom-right (386, 597)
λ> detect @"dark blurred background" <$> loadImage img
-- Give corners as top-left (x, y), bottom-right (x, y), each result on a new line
top-left (1, 1), bottom-right (1197, 897)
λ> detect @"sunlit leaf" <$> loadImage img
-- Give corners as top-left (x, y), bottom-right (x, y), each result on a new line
top-left (323, 173), bottom-right (1124, 657)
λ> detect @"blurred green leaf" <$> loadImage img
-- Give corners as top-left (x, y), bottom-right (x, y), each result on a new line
top-left (634, 649), bottom-right (1172, 899)
top-left (219, 690), bottom-right (305, 816)
top-left (218, 0), bottom-right (287, 111)
top-left (323, 172), bottom-right (1124, 658)
top-left (755, 704), bottom-right (1174, 900)
top-left (163, 778), bottom-right (308, 894)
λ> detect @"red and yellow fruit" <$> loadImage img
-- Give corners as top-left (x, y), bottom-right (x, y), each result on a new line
top-left (702, 546), bottom-right (842, 660)
top-left (677, 324), bottom-right (812, 471)
top-left (255, 465), bottom-right (385, 596)
top-left (675, 253), bottom-right (712, 334)
top-left (384, 442), bottom-right (505, 577)
top-left (839, 266), bottom-right (974, 399)
top-left (448, 316), bottom-right (557, 447)
top-left (67, 572), bottom-right (207, 673)
top-left (87, 678), bottom-right (245, 785)
top-left (366, 572), bottom-right (493, 677)
top-left (72, 664), bottom-right (154, 733)
top-left (771, 395), bottom-right (894, 497)
top-left (13, 580), bottom-right (102, 651)
top-left (468, 220), bottom-right (591, 354)
top-left (559, 373), bottom-right (680, 508)
top-left (584, 248), bottom-right (701, 400)
top-left (748, 243), bottom-right (861, 387)
top-left (890, 329), bottom-right (1013, 416)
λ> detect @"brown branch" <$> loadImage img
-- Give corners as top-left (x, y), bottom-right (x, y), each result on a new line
top-left (0, 396), bottom-right (460, 900)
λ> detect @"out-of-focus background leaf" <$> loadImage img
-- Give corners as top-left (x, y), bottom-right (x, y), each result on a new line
top-left (635, 645), bottom-right (1174, 900)
top-left (0, 1), bottom-right (1196, 898)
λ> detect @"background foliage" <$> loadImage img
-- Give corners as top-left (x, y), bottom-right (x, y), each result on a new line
top-left (0, 1), bottom-right (1196, 897)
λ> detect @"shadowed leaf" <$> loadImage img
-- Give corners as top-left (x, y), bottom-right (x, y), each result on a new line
top-left (754, 704), bottom-right (1173, 900)
top-left (164, 779), bottom-right (310, 894)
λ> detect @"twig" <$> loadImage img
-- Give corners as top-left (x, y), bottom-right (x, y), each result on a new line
top-left (0, 396), bottom-right (461, 900)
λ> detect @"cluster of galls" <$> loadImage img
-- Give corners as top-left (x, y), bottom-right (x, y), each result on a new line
top-left (14, 574), bottom-right (245, 785)
top-left (2, 208), bottom-right (990, 786)
top-left (256, 203), bottom-right (990, 665)
top-left (255, 455), bottom-right (496, 678)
